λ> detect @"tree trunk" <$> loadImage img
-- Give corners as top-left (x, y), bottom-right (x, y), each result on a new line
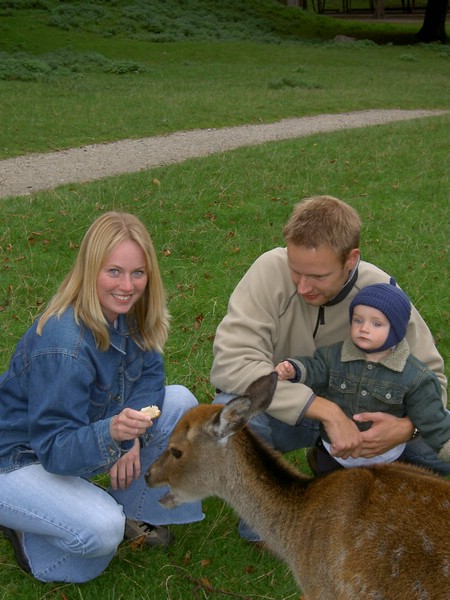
top-left (416, 0), bottom-right (449, 43)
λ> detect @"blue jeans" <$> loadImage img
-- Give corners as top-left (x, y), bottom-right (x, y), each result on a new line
top-left (0, 385), bottom-right (204, 583)
top-left (401, 436), bottom-right (450, 476)
top-left (214, 392), bottom-right (450, 541)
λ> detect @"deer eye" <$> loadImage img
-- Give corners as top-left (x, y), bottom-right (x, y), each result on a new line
top-left (170, 447), bottom-right (183, 459)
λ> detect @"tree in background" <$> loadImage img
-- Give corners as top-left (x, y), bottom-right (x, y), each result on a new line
top-left (416, 0), bottom-right (448, 42)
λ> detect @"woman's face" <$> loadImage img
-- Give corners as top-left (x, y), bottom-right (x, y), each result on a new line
top-left (97, 239), bottom-right (148, 322)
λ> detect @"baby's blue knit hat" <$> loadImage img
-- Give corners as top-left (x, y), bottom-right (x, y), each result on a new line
top-left (349, 279), bottom-right (411, 351)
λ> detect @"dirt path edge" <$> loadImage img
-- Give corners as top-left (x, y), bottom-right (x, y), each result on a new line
top-left (0, 109), bottom-right (448, 199)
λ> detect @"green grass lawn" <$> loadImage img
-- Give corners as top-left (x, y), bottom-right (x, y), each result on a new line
top-left (1, 0), bottom-right (449, 158)
top-left (1, 114), bottom-right (449, 600)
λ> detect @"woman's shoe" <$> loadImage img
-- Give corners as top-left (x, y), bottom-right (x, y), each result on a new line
top-left (0, 525), bottom-right (31, 574)
top-left (124, 520), bottom-right (173, 547)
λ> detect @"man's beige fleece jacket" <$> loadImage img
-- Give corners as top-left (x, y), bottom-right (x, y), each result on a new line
top-left (211, 247), bottom-right (447, 426)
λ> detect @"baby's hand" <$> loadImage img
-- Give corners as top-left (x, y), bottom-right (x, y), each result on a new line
top-left (275, 360), bottom-right (295, 380)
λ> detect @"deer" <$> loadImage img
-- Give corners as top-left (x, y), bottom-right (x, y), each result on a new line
top-left (145, 372), bottom-right (450, 600)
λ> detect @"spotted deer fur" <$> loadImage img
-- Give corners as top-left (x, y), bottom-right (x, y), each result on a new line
top-left (146, 373), bottom-right (450, 600)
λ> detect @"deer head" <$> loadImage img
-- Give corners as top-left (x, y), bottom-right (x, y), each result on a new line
top-left (145, 372), bottom-right (277, 507)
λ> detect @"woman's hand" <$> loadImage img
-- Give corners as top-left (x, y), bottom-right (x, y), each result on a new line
top-left (110, 407), bottom-right (154, 442)
top-left (109, 439), bottom-right (141, 490)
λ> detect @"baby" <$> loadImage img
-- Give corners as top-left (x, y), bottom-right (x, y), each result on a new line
top-left (276, 280), bottom-right (450, 474)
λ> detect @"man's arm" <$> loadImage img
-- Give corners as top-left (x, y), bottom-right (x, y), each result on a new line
top-left (404, 304), bottom-right (447, 406)
top-left (305, 398), bottom-right (414, 458)
top-left (305, 396), bottom-right (363, 458)
top-left (211, 249), bottom-right (316, 412)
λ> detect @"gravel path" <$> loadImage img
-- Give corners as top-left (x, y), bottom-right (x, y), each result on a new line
top-left (0, 108), bottom-right (447, 199)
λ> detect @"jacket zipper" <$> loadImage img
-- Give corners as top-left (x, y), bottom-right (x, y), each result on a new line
top-left (313, 306), bottom-right (325, 338)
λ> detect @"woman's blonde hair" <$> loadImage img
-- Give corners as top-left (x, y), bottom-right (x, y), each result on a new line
top-left (37, 212), bottom-right (169, 352)
top-left (283, 195), bottom-right (361, 265)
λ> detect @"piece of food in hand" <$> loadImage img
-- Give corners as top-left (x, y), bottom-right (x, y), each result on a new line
top-left (140, 405), bottom-right (161, 419)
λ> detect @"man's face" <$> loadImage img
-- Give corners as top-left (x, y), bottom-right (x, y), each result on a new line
top-left (287, 243), bottom-right (359, 306)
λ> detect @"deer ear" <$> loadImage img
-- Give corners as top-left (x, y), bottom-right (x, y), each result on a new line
top-left (212, 372), bottom-right (278, 440)
top-left (212, 397), bottom-right (253, 439)
top-left (242, 372), bottom-right (278, 413)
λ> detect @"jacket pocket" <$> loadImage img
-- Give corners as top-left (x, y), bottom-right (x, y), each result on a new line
top-left (88, 381), bottom-right (115, 421)
top-left (328, 374), bottom-right (359, 396)
top-left (371, 383), bottom-right (404, 406)
top-left (124, 353), bottom-right (144, 382)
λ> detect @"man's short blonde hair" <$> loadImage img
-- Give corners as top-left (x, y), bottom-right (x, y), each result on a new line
top-left (283, 195), bottom-right (361, 264)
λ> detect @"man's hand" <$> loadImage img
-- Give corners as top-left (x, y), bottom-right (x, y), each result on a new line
top-left (306, 396), bottom-right (363, 459)
top-left (323, 413), bottom-right (363, 459)
top-left (109, 439), bottom-right (141, 490)
top-left (355, 412), bottom-right (414, 458)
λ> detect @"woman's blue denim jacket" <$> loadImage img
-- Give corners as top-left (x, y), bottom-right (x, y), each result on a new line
top-left (0, 306), bottom-right (165, 476)
top-left (288, 337), bottom-right (450, 453)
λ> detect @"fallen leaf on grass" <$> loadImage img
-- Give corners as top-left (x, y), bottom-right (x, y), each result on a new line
top-left (130, 535), bottom-right (146, 552)
top-left (193, 314), bottom-right (204, 330)
top-left (200, 559), bottom-right (211, 568)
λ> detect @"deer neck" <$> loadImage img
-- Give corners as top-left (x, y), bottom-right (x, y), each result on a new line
top-left (217, 428), bottom-right (309, 540)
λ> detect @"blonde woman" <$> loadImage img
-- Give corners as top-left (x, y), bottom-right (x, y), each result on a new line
top-left (0, 212), bottom-right (203, 582)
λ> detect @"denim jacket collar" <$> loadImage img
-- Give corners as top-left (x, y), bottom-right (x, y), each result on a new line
top-left (108, 315), bottom-right (141, 354)
top-left (341, 337), bottom-right (410, 372)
